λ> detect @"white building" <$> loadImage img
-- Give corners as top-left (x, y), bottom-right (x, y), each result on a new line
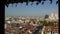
top-left (49, 12), bottom-right (58, 21)
top-left (46, 12), bottom-right (59, 21)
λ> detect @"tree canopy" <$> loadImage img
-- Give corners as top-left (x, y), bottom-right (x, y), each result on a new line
top-left (45, 14), bottom-right (49, 19)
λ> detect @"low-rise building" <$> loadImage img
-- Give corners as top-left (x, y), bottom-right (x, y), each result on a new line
top-left (44, 26), bottom-right (52, 34)
top-left (43, 23), bottom-right (59, 34)
top-left (53, 23), bottom-right (59, 34)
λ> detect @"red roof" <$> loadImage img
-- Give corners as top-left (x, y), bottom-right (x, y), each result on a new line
top-left (25, 25), bottom-right (34, 31)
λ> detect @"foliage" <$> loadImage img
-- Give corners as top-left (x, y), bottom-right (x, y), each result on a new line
top-left (45, 14), bottom-right (49, 19)
top-left (41, 20), bottom-right (54, 26)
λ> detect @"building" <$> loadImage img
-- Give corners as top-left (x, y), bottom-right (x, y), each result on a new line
top-left (45, 12), bottom-right (59, 22)
top-left (53, 23), bottom-right (59, 34)
top-left (49, 12), bottom-right (58, 21)
top-left (43, 23), bottom-right (59, 34)
top-left (44, 26), bottom-right (52, 34)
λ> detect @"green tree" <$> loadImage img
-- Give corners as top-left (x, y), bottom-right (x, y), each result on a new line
top-left (48, 21), bottom-right (54, 26)
top-left (41, 20), bottom-right (54, 26)
top-left (45, 14), bottom-right (49, 19)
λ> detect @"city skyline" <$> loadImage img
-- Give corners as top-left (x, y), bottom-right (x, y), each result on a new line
top-left (5, 0), bottom-right (58, 17)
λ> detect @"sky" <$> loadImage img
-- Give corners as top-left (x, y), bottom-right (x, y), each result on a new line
top-left (5, 0), bottom-right (58, 17)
